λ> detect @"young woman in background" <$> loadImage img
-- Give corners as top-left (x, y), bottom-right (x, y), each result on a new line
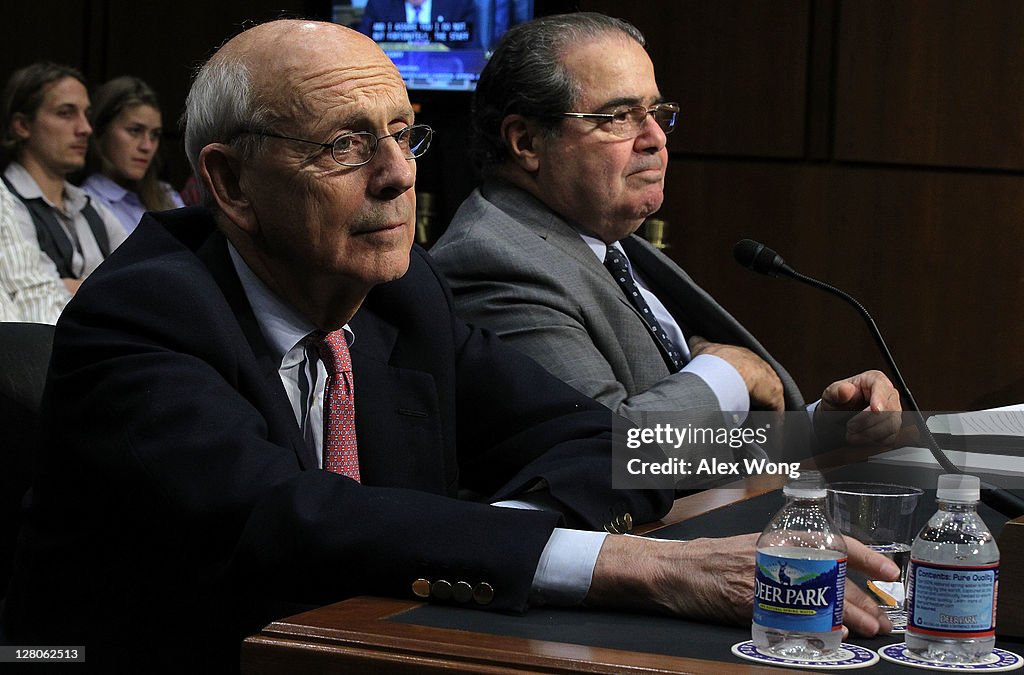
top-left (81, 76), bottom-right (183, 233)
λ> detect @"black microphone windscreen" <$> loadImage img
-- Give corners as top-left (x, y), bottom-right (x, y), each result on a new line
top-left (733, 239), bottom-right (763, 270)
top-left (734, 239), bottom-right (788, 276)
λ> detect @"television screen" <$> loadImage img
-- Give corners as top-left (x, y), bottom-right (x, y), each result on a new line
top-left (332, 0), bottom-right (534, 91)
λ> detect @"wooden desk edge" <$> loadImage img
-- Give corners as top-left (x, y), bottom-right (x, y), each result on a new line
top-left (241, 596), bottom-right (774, 674)
top-left (241, 481), bottom-right (792, 674)
top-left (241, 475), bottom-right (1024, 672)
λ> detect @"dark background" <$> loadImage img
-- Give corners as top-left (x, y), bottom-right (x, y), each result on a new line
top-left (5, 0), bottom-right (1023, 412)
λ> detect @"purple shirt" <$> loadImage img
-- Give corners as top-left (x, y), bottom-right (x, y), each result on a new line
top-left (81, 173), bottom-right (185, 234)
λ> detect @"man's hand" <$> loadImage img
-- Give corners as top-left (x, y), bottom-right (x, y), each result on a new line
top-left (586, 533), bottom-right (898, 637)
top-left (688, 336), bottom-right (784, 412)
top-left (842, 537), bottom-right (899, 636)
top-left (816, 370), bottom-right (902, 446)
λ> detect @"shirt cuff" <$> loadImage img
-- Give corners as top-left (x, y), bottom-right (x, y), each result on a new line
top-left (529, 528), bottom-right (607, 606)
top-left (684, 353), bottom-right (750, 426)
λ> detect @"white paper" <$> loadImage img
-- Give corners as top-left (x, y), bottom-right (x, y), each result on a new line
top-left (927, 404), bottom-right (1024, 438)
top-left (870, 446), bottom-right (1024, 478)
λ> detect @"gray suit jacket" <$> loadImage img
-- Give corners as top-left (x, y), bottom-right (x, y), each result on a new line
top-left (431, 180), bottom-right (806, 425)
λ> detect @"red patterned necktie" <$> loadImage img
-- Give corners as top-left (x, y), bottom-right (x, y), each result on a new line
top-left (312, 330), bottom-right (360, 481)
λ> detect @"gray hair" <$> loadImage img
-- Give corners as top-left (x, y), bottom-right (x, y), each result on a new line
top-left (471, 12), bottom-right (646, 173)
top-left (182, 52), bottom-right (274, 183)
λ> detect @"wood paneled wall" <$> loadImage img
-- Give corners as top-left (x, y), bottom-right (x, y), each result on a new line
top-left (0, 0), bottom-right (306, 185)
top-left (4, 1), bottom-right (1022, 410)
top-left (581, 0), bottom-right (1024, 410)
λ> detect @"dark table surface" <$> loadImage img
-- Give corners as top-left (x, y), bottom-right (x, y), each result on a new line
top-left (392, 487), bottom-right (1019, 673)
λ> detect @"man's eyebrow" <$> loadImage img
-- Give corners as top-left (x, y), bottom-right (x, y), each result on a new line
top-left (591, 95), bottom-right (666, 113)
top-left (325, 108), bottom-right (417, 133)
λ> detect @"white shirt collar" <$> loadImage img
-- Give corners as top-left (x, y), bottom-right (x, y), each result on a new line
top-left (4, 161), bottom-right (89, 214)
top-left (576, 229), bottom-right (623, 264)
top-left (227, 242), bottom-right (323, 367)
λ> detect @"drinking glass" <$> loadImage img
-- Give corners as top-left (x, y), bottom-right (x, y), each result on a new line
top-left (826, 482), bottom-right (923, 631)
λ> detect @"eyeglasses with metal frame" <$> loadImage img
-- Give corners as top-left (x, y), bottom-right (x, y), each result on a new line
top-left (239, 124), bottom-right (434, 167)
top-left (559, 102), bottom-right (679, 138)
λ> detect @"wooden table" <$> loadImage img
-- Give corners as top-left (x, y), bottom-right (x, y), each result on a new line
top-left (241, 474), bottom-right (1023, 673)
top-left (241, 475), bottom-right (783, 674)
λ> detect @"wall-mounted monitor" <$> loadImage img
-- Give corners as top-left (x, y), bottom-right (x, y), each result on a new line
top-left (331, 0), bottom-right (534, 92)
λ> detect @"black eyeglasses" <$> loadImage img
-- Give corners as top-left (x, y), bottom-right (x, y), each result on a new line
top-left (559, 103), bottom-right (679, 138)
top-left (241, 124), bottom-right (434, 167)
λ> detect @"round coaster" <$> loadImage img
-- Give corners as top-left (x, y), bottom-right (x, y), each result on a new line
top-left (731, 640), bottom-right (879, 670)
top-left (877, 644), bottom-right (1023, 672)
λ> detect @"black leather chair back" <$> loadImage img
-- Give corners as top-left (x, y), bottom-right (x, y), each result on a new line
top-left (0, 322), bottom-right (54, 602)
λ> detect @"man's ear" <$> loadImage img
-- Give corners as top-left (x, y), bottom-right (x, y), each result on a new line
top-left (500, 114), bottom-right (542, 173)
top-left (10, 113), bottom-right (31, 141)
top-left (198, 144), bottom-right (257, 234)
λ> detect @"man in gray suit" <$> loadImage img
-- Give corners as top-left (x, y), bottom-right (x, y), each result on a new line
top-left (431, 12), bottom-right (900, 450)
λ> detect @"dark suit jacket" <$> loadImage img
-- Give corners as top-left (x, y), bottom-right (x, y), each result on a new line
top-left (1, 207), bottom-right (671, 671)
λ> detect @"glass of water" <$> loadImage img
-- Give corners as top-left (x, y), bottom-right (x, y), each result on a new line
top-left (826, 481), bottom-right (924, 631)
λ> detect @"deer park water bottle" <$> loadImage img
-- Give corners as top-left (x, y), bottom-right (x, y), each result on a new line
top-left (905, 474), bottom-right (999, 663)
top-left (752, 471), bottom-right (848, 658)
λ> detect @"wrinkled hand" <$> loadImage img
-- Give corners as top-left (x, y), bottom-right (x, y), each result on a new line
top-left (586, 532), bottom-right (898, 637)
top-left (688, 336), bottom-right (784, 412)
top-left (816, 370), bottom-right (902, 446)
top-left (586, 533), bottom-right (758, 624)
top-left (842, 537), bottom-right (900, 637)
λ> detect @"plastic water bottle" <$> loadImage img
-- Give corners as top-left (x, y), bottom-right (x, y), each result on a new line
top-left (905, 474), bottom-right (999, 663)
top-left (752, 471), bottom-right (848, 658)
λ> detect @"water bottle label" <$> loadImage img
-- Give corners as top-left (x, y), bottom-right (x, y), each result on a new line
top-left (753, 552), bottom-right (846, 633)
top-left (907, 560), bottom-right (998, 638)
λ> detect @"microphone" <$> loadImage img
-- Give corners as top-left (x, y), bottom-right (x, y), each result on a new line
top-left (734, 239), bottom-right (1024, 518)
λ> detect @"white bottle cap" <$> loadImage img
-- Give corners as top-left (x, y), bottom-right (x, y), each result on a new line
top-left (936, 473), bottom-right (980, 502)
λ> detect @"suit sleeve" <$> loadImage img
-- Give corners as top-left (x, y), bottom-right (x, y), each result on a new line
top-left (432, 232), bottom-right (723, 425)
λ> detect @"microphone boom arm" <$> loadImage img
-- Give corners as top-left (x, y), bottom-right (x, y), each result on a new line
top-left (733, 239), bottom-right (1024, 517)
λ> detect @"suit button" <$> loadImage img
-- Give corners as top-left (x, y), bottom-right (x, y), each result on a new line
top-left (431, 579), bottom-right (453, 600)
top-left (623, 512), bottom-right (633, 532)
top-left (412, 578), bottom-right (431, 598)
top-left (453, 581), bottom-right (473, 603)
top-left (473, 582), bottom-right (494, 606)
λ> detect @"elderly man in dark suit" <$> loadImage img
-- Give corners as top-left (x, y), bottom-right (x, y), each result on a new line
top-left (431, 12), bottom-right (901, 450)
top-left (0, 18), bottom-right (896, 673)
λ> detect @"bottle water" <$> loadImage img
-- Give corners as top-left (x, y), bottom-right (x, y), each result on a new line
top-left (752, 471), bottom-right (848, 658)
top-left (906, 474), bottom-right (999, 663)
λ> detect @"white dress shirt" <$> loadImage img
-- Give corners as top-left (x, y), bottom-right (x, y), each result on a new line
top-left (0, 179), bottom-right (69, 323)
top-left (227, 243), bottom-right (606, 605)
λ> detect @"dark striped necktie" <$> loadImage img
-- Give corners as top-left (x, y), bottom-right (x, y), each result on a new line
top-left (603, 244), bottom-right (686, 372)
